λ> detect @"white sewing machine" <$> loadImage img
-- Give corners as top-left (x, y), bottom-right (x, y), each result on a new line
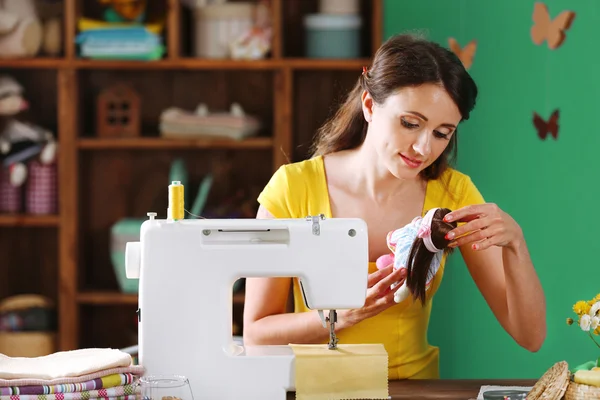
top-left (124, 184), bottom-right (369, 400)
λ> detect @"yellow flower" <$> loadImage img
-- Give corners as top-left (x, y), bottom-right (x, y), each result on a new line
top-left (595, 326), bottom-right (600, 336)
top-left (574, 301), bottom-right (591, 316)
top-left (595, 293), bottom-right (600, 302)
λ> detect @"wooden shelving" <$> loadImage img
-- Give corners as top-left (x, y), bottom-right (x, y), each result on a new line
top-left (0, 58), bottom-right (67, 68)
top-left (78, 137), bottom-right (273, 150)
top-left (77, 291), bottom-right (138, 305)
top-left (77, 291), bottom-right (246, 305)
top-left (0, 215), bottom-right (60, 227)
top-left (1, 0), bottom-right (383, 352)
top-left (284, 58), bottom-right (372, 70)
top-left (0, 58), bottom-right (373, 71)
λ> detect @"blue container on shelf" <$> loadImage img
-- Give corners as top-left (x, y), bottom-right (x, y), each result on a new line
top-left (303, 14), bottom-right (362, 59)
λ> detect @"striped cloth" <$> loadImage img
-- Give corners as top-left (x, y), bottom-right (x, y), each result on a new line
top-left (0, 374), bottom-right (136, 396)
top-left (0, 384), bottom-right (138, 400)
top-left (25, 161), bottom-right (57, 215)
top-left (0, 167), bottom-right (21, 213)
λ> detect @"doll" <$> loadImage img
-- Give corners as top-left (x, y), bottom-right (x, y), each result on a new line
top-left (376, 207), bottom-right (458, 305)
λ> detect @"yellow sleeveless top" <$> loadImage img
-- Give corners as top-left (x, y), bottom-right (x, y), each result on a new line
top-left (257, 155), bottom-right (485, 380)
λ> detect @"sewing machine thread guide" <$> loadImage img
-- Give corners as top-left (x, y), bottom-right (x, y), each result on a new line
top-left (306, 214), bottom-right (325, 236)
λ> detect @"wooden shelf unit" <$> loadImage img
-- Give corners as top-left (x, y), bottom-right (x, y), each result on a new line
top-left (0, 0), bottom-right (383, 351)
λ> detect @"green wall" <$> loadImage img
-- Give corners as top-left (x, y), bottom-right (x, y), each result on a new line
top-left (383, 0), bottom-right (599, 379)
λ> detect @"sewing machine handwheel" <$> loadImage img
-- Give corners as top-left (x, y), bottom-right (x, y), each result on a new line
top-left (125, 241), bottom-right (141, 279)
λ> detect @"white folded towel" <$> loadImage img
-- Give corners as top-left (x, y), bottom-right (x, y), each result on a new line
top-left (0, 348), bottom-right (133, 379)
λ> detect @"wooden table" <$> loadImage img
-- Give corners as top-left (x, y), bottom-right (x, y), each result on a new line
top-left (286, 379), bottom-right (537, 399)
top-left (386, 379), bottom-right (536, 399)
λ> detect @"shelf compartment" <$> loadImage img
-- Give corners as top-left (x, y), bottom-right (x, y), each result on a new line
top-left (0, 215), bottom-right (60, 227)
top-left (79, 304), bottom-right (138, 350)
top-left (75, 0), bottom-right (169, 62)
top-left (78, 150), bottom-right (273, 292)
top-left (77, 69), bottom-right (275, 141)
top-left (0, 69), bottom-right (59, 136)
top-left (78, 137), bottom-right (272, 150)
top-left (0, 227), bottom-right (58, 302)
top-left (292, 70), bottom-right (362, 161)
top-left (281, 0), bottom-right (376, 58)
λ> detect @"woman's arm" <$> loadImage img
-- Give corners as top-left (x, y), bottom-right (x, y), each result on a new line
top-left (444, 204), bottom-right (546, 352)
top-left (243, 205), bottom-right (338, 346)
top-left (243, 205), bottom-right (405, 345)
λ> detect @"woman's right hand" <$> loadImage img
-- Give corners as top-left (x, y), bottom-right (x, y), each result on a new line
top-left (337, 265), bottom-right (406, 329)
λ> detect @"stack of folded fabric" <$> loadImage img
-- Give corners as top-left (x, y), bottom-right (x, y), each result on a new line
top-left (75, 27), bottom-right (164, 61)
top-left (0, 348), bottom-right (144, 400)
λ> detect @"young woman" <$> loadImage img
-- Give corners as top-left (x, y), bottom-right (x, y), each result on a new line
top-left (242, 33), bottom-right (546, 380)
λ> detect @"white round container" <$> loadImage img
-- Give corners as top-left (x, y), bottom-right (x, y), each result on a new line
top-left (194, 2), bottom-right (255, 58)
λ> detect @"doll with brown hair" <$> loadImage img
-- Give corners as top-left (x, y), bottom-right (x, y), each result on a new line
top-left (376, 207), bottom-right (458, 305)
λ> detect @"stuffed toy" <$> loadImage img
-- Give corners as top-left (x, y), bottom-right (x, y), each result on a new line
top-left (0, 75), bottom-right (56, 187)
top-left (0, 0), bottom-right (62, 58)
top-left (98, 0), bottom-right (147, 23)
top-left (376, 207), bottom-right (458, 305)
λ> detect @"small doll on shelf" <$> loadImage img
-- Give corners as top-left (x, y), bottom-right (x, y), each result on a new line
top-left (376, 207), bottom-right (458, 305)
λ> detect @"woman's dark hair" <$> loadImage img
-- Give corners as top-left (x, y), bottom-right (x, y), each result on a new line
top-left (406, 208), bottom-right (457, 304)
top-left (310, 33), bottom-right (478, 180)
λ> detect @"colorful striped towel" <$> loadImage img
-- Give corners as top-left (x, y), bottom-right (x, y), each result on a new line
top-left (0, 373), bottom-right (136, 395)
top-left (2, 396), bottom-right (137, 400)
top-left (0, 383), bottom-right (139, 400)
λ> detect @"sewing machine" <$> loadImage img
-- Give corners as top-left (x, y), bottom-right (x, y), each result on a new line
top-left (124, 185), bottom-right (370, 400)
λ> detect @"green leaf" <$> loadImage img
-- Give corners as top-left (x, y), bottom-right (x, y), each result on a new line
top-left (572, 360), bottom-right (596, 372)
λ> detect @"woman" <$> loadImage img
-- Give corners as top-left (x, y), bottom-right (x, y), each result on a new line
top-left (242, 33), bottom-right (546, 380)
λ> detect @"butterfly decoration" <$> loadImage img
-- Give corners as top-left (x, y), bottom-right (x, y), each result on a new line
top-left (532, 109), bottom-right (559, 140)
top-left (448, 38), bottom-right (477, 70)
top-left (530, 2), bottom-right (576, 50)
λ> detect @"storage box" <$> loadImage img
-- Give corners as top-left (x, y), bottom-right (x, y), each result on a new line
top-left (303, 14), bottom-right (362, 59)
top-left (193, 2), bottom-right (255, 58)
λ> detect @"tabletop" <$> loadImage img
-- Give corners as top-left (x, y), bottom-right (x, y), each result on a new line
top-left (286, 379), bottom-right (537, 399)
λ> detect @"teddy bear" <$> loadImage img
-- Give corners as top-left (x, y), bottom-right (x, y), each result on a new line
top-left (0, 0), bottom-right (62, 58)
top-left (0, 75), bottom-right (57, 187)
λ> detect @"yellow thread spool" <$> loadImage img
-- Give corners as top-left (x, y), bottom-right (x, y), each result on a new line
top-left (168, 180), bottom-right (184, 220)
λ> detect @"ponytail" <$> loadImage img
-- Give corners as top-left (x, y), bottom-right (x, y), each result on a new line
top-left (406, 208), bottom-right (457, 304)
top-left (310, 80), bottom-right (368, 157)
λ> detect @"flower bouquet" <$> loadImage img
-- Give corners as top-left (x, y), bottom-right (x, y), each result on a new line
top-left (564, 293), bottom-right (600, 399)
top-left (567, 293), bottom-right (600, 355)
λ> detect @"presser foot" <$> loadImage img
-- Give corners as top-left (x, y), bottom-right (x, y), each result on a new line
top-left (318, 309), bottom-right (338, 350)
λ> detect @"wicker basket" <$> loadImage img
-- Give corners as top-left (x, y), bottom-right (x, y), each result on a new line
top-left (527, 361), bottom-right (570, 400)
top-left (565, 381), bottom-right (600, 399)
top-left (0, 331), bottom-right (56, 357)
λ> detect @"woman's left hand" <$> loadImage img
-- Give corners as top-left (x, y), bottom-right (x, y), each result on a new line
top-left (442, 203), bottom-right (524, 251)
